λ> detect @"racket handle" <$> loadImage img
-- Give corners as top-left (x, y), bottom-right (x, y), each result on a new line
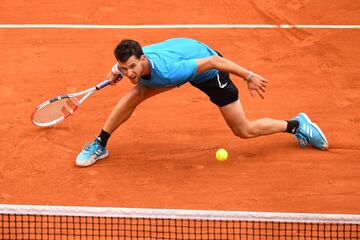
top-left (96, 74), bottom-right (123, 90)
top-left (96, 80), bottom-right (110, 90)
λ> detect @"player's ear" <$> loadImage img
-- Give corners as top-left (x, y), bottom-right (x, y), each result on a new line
top-left (140, 55), bottom-right (148, 62)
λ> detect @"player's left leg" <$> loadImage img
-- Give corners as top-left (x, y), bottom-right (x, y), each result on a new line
top-left (191, 71), bottom-right (288, 138)
top-left (291, 113), bottom-right (329, 150)
top-left (191, 69), bottom-right (329, 149)
top-left (220, 100), bottom-right (329, 150)
top-left (219, 99), bottom-right (287, 139)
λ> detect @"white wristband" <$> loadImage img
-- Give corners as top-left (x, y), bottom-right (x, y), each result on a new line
top-left (112, 64), bottom-right (121, 75)
top-left (245, 71), bottom-right (254, 81)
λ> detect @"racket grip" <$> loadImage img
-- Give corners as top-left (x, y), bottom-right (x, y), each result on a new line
top-left (96, 74), bottom-right (123, 90)
top-left (96, 80), bottom-right (110, 90)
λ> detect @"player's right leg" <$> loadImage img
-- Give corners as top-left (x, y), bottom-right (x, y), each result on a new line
top-left (76, 84), bottom-right (174, 167)
top-left (76, 137), bottom-right (109, 167)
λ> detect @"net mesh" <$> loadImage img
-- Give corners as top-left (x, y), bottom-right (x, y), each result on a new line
top-left (32, 97), bottom-right (79, 125)
top-left (1, 205), bottom-right (359, 240)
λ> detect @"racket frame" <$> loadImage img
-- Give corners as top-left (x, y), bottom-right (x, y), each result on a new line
top-left (31, 79), bottom-right (111, 127)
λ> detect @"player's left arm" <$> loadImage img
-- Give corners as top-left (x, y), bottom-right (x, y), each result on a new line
top-left (195, 56), bottom-right (268, 98)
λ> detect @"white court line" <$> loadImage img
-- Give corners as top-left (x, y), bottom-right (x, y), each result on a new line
top-left (0, 24), bottom-right (360, 29)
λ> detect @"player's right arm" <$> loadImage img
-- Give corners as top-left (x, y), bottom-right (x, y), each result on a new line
top-left (107, 63), bottom-right (123, 85)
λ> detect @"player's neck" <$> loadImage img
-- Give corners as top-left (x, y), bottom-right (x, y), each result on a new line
top-left (142, 57), bottom-right (151, 77)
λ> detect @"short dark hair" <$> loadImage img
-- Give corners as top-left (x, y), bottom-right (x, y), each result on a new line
top-left (114, 39), bottom-right (144, 62)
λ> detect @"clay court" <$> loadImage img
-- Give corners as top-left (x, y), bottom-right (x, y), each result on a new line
top-left (0, 0), bottom-right (360, 216)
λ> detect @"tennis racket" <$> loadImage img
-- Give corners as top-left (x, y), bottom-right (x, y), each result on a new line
top-left (31, 75), bottom-right (122, 127)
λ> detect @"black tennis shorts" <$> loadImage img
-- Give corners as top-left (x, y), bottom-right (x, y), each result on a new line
top-left (190, 52), bottom-right (239, 107)
top-left (190, 51), bottom-right (238, 107)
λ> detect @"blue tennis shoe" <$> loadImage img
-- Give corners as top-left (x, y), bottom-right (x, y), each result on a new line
top-left (292, 113), bottom-right (329, 150)
top-left (76, 137), bottom-right (109, 167)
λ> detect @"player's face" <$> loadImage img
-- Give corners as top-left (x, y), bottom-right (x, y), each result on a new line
top-left (117, 55), bottom-right (145, 85)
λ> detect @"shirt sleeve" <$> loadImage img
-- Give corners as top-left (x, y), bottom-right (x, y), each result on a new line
top-left (165, 59), bottom-right (198, 84)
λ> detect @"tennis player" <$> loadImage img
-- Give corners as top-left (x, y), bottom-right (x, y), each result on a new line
top-left (76, 38), bottom-right (328, 167)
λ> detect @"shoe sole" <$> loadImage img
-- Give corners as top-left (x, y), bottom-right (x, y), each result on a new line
top-left (299, 112), bottom-right (329, 150)
top-left (76, 152), bottom-right (109, 167)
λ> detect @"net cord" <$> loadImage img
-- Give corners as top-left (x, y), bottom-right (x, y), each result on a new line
top-left (1, 204), bottom-right (359, 224)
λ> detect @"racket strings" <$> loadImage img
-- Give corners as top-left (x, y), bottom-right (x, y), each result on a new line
top-left (32, 97), bottom-right (80, 125)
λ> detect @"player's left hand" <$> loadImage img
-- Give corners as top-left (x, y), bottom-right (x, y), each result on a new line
top-left (246, 73), bottom-right (268, 99)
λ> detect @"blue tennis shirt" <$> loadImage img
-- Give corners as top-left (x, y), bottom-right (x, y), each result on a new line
top-left (140, 38), bottom-right (219, 88)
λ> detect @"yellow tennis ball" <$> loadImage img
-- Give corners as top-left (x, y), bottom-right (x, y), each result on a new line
top-left (216, 148), bottom-right (228, 161)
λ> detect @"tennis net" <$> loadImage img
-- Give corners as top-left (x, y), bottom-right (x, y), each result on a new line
top-left (1, 204), bottom-right (359, 239)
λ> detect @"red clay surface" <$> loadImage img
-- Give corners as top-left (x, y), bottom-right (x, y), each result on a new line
top-left (0, 1), bottom-right (360, 214)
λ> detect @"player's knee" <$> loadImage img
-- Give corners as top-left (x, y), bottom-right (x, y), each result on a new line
top-left (231, 125), bottom-right (253, 139)
top-left (231, 120), bottom-right (261, 139)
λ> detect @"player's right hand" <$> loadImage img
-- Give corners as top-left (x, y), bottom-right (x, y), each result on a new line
top-left (106, 72), bottom-right (123, 85)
